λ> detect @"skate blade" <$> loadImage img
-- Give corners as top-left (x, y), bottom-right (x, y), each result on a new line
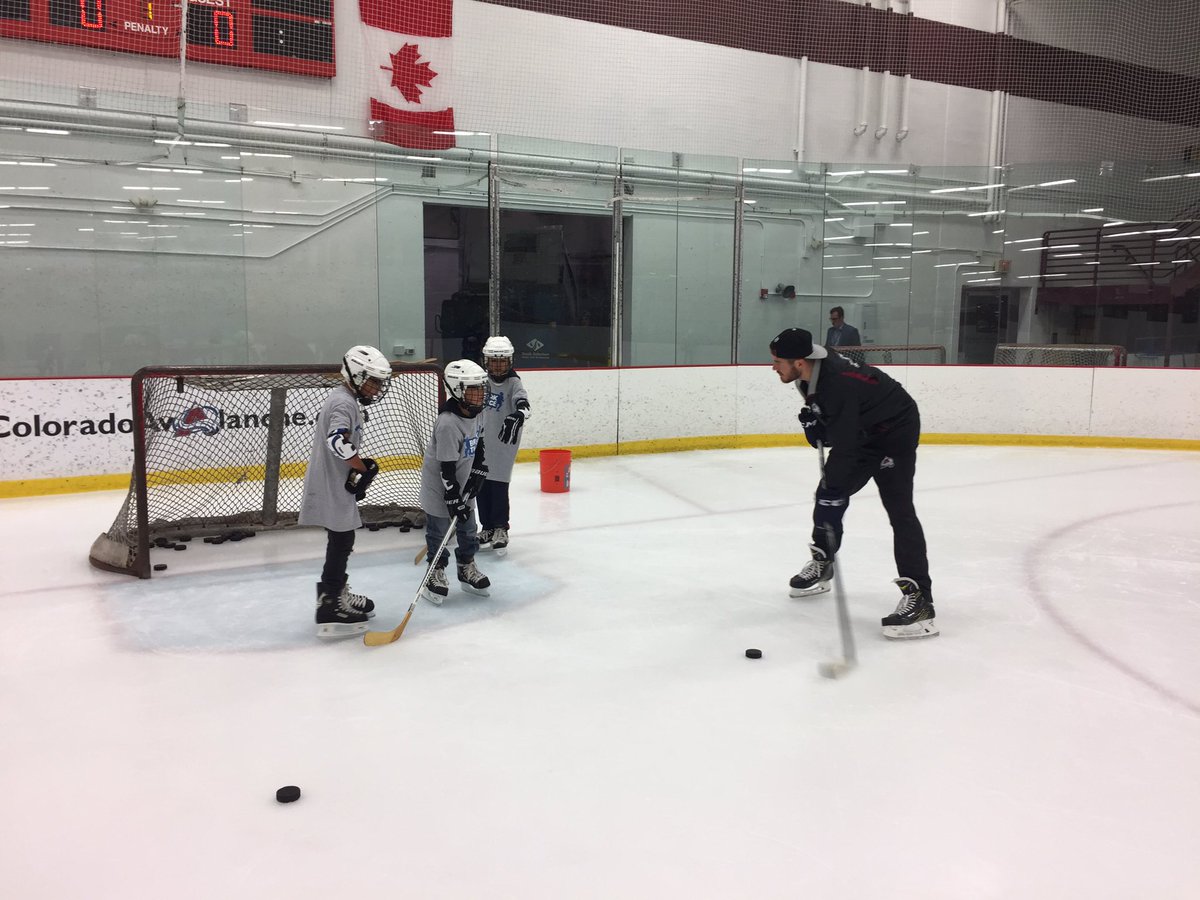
top-left (494, 546), bottom-right (508, 558)
top-left (789, 582), bottom-right (831, 599)
top-left (317, 622), bottom-right (370, 639)
top-left (460, 584), bottom-right (490, 597)
top-left (882, 619), bottom-right (939, 640)
top-left (420, 588), bottom-right (445, 606)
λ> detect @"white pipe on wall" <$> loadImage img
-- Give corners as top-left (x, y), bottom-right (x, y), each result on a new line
top-left (795, 56), bottom-right (809, 162)
top-left (854, 67), bottom-right (870, 136)
top-left (875, 71), bottom-right (891, 140)
top-left (895, 74), bottom-right (911, 142)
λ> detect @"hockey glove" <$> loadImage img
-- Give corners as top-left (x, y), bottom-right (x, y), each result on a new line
top-left (798, 406), bottom-right (828, 449)
top-left (464, 459), bottom-right (488, 499)
top-left (444, 489), bottom-right (471, 523)
top-left (499, 410), bottom-right (526, 444)
top-left (344, 458), bottom-right (379, 501)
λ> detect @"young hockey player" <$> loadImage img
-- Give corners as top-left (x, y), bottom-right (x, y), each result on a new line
top-left (299, 345), bottom-right (390, 639)
top-left (417, 359), bottom-right (492, 604)
top-left (769, 327), bottom-right (938, 639)
top-left (477, 336), bottom-right (532, 555)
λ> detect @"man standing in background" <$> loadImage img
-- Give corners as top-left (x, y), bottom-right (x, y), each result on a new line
top-left (825, 307), bottom-right (861, 349)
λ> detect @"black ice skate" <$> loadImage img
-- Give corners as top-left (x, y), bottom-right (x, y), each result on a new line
top-left (339, 584), bottom-right (375, 618)
top-left (490, 527), bottom-right (509, 557)
top-left (315, 582), bottom-right (370, 639)
top-left (881, 578), bottom-right (939, 640)
top-left (457, 559), bottom-right (491, 596)
top-left (789, 545), bottom-right (833, 597)
top-left (478, 529), bottom-right (495, 550)
top-left (422, 565), bottom-right (449, 606)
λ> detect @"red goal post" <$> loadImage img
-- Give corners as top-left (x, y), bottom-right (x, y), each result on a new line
top-left (88, 362), bottom-right (443, 578)
top-left (833, 345), bottom-right (947, 365)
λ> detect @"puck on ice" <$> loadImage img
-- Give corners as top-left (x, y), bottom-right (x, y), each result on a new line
top-left (275, 785), bottom-right (301, 804)
top-left (745, 648), bottom-right (762, 659)
top-left (153, 563), bottom-right (168, 571)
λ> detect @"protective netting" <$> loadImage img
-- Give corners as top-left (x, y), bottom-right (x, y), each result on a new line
top-left (2, 0), bottom-right (1198, 163)
top-left (89, 363), bottom-right (442, 577)
top-left (993, 344), bottom-right (1127, 367)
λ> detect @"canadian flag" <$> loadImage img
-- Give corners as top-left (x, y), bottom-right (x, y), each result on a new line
top-left (358, 0), bottom-right (457, 151)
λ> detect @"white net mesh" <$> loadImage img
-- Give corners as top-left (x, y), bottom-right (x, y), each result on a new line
top-left (89, 362), bottom-right (442, 577)
top-left (993, 343), bottom-right (1127, 367)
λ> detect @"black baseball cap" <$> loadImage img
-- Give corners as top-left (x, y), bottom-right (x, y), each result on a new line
top-left (769, 328), bottom-right (828, 360)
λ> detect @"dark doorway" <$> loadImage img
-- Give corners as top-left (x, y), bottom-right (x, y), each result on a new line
top-left (958, 287), bottom-right (1019, 364)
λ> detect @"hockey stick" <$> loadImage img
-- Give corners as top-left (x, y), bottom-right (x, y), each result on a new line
top-left (364, 520), bottom-right (458, 647)
top-left (815, 442), bottom-right (857, 679)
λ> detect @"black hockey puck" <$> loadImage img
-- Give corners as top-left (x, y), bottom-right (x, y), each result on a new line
top-left (202, 537), bottom-right (215, 544)
top-left (275, 785), bottom-right (301, 804)
top-left (745, 648), bottom-right (762, 659)
top-left (367, 525), bottom-right (379, 532)
top-left (153, 563), bottom-right (168, 571)
top-left (173, 544), bottom-right (187, 551)
top-left (399, 524), bottom-right (410, 533)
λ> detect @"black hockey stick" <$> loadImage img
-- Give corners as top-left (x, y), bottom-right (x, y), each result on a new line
top-left (815, 442), bottom-right (857, 679)
top-left (363, 519), bottom-right (458, 647)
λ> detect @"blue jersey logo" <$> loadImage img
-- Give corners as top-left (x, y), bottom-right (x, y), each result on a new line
top-left (462, 435), bottom-right (481, 458)
top-left (485, 389), bottom-right (504, 410)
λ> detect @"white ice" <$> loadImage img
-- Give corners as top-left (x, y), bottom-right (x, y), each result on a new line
top-left (2, 446), bottom-right (1199, 899)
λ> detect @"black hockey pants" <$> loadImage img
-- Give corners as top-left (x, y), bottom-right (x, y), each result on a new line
top-left (811, 422), bottom-right (932, 599)
top-left (320, 528), bottom-right (356, 591)
top-left (476, 478), bottom-right (510, 531)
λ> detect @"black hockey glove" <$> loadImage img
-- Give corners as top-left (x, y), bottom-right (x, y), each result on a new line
top-left (464, 458), bottom-right (488, 499)
top-left (444, 489), bottom-right (471, 523)
top-left (798, 406), bottom-right (827, 449)
top-left (344, 458), bottom-right (379, 501)
top-left (499, 410), bottom-right (526, 444)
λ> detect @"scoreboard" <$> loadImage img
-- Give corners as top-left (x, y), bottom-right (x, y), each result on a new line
top-left (0, 0), bottom-right (335, 77)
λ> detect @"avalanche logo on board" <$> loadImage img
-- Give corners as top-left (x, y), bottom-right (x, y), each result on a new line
top-left (173, 406), bottom-right (222, 437)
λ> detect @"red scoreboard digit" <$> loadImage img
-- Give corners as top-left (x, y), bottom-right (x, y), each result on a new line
top-left (0, 0), bottom-right (335, 78)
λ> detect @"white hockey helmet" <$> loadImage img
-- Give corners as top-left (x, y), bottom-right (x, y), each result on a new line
top-left (482, 336), bottom-right (515, 378)
top-left (482, 336), bottom-right (515, 359)
top-left (342, 345), bottom-right (391, 404)
top-left (444, 359), bottom-right (488, 410)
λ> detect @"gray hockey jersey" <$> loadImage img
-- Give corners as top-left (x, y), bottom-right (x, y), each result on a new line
top-left (480, 373), bottom-right (529, 483)
top-left (298, 386), bottom-right (364, 533)
top-left (419, 409), bottom-right (485, 517)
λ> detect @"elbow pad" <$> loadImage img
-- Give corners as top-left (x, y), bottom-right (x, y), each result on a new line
top-left (326, 428), bottom-right (356, 460)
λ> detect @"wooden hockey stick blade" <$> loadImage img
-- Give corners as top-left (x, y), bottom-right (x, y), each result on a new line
top-left (414, 545), bottom-right (427, 565)
top-left (363, 609), bottom-right (414, 646)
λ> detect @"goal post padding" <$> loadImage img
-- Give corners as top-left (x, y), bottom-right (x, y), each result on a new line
top-left (89, 363), bottom-right (443, 578)
top-left (993, 344), bottom-right (1127, 367)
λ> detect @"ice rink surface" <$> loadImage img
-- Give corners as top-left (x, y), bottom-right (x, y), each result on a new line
top-left (3, 445), bottom-right (1199, 899)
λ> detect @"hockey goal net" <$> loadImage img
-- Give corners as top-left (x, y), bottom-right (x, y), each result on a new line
top-left (833, 345), bottom-right (947, 365)
top-left (89, 363), bottom-right (443, 578)
top-left (993, 344), bottom-right (1127, 366)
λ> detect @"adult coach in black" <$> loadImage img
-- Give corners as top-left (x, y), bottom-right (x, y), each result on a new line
top-left (769, 327), bottom-right (938, 639)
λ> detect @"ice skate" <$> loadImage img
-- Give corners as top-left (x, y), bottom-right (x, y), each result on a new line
top-left (490, 527), bottom-right (509, 557)
top-left (339, 584), bottom-right (375, 618)
top-left (478, 529), bottom-right (495, 550)
top-left (457, 559), bottom-right (491, 596)
top-left (881, 577), bottom-right (939, 639)
top-left (789, 545), bottom-right (833, 597)
top-left (422, 565), bottom-right (449, 606)
top-left (315, 583), bottom-right (370, 639)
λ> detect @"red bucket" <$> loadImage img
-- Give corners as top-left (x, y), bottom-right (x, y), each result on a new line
top-left (539, 449), bottom-right (572, 493)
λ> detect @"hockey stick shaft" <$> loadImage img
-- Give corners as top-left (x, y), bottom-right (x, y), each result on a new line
top-left (817, 442), bottom-right (856, 670)
top-left (364, 519), bottom-right (458, 647)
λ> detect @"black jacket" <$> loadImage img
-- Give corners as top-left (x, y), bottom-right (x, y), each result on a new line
top-left (801, 350), bottom-right (919, 489)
